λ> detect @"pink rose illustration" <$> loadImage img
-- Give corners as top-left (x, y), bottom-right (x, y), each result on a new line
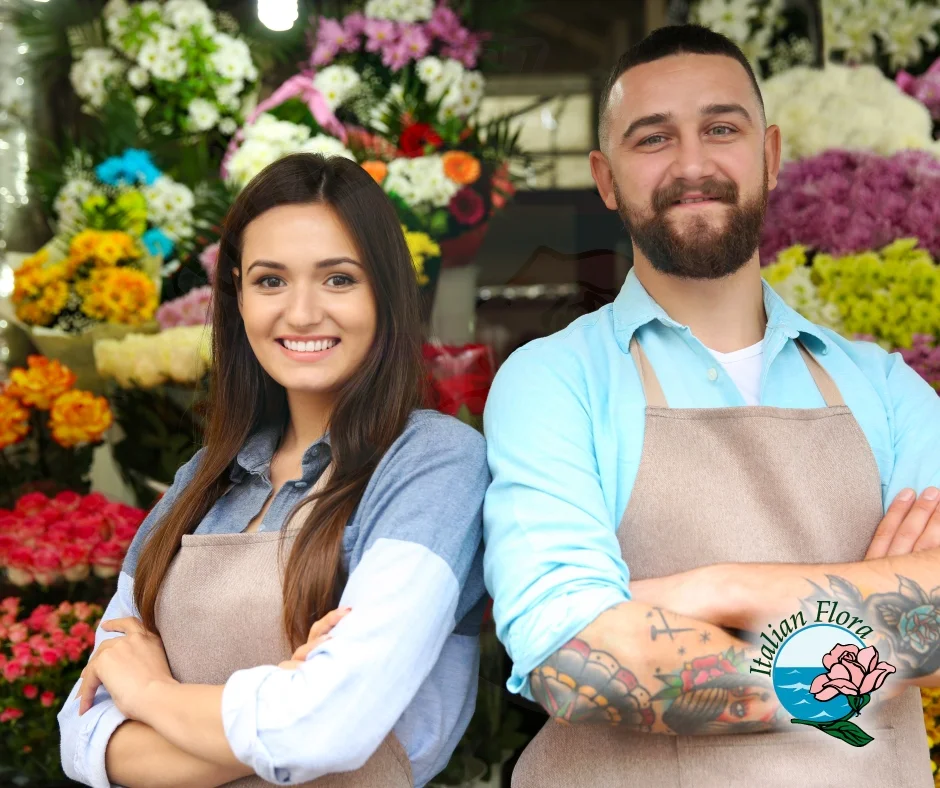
top-left (809, 644), bottom-right (896, 701)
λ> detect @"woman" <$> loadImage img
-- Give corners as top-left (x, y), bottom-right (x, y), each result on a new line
top-left (57, 153), bottom-right (489, 788)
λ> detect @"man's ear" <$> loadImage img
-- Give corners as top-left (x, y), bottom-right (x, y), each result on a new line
top-left (589, 150), bottom-right (618, 211)
top-left (764, 124), bottom-right (782, 191)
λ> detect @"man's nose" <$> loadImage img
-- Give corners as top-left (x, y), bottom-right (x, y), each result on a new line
top-left (669, 135), bottom-right (718, 183)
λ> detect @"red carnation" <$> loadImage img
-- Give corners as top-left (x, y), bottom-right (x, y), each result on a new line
top-left (399, 123), bottom-right (443, 157)
top-left (448, 187), bottom-right (485, 226)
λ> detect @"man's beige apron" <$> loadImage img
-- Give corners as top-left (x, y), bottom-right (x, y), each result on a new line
top-left (513, 338), bottom-right (932, 787)
top-left (155, 465), bottom-right (413, 787)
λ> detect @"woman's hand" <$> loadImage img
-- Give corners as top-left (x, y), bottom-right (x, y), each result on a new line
top-left (78, 617), bottom-right (177, 720)
top-left (278, 607), bottom-right (351, 671)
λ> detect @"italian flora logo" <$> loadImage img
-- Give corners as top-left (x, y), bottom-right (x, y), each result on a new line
top-left (765, 615), bottom-right (896, 747)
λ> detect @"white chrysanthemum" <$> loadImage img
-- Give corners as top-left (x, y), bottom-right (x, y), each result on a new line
top-left (163, 0), bottom-right (215, 32)
top-left (313, 65), bottom-right (361, 111)
top-left (425, 58), bottom-right (464, 104)
top-left (693, 0), bottom-right (759, 42)
top-left (134, 95), bottom-right (154, 116)
top-left (53, 179), bottom-right (97, 227)
top-left (416, 56), bottom-right (443, 84)
top-left (210, 33), bottom-right (256, 83)
top-left (297, 135), bottom-right (356, 161)
top-left (127, 66), bottom-right (149, 89)
top-left (187, 98), bottom-right (220, 131)
top-left (219, 117), bottom-right (238, 135)
top-left (385, 156), bottom-right (459, 210)
top-left (760, 64), bottom-right (937, 161)
top-left (226, 139), bottom-right (286, 188)
top-left (70, 48), bottom-right (125, 109)
top-left (244, 113), bottom-right (311, 146)
top-left (150, 54), bottom-right (188, 81)
top-left (364, 0), bottom-right (433, 23)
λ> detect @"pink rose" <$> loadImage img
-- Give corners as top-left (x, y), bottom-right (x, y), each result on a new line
top-left (809, 644), bottom-right (896, 700)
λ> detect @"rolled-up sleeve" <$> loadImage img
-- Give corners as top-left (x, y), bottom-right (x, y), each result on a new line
top-left (482, 346), bottom-right (631, 699)
top-left (57, 449), bottom-right (204, 787)
top-left (220, 416), bottom-right (488, 784)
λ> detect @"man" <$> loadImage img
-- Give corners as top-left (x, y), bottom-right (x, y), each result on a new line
top-left (482, 24), bottom-right (940, 788)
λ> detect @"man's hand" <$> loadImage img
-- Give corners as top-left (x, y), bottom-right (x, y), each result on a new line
top-left (277, 607), bottom-right (351, 671)
top-left (630, 488), bottom-right (940, 626)
top-left (864, 487), bottom-right (940, 558)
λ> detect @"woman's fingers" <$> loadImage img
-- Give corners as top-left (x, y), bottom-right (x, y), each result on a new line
top-left (290, 635), bottom-right (332, 662)
top-left (278, 659), bottom-right (305, 671)
top-left (100, 617), bottom-right (145, 635)
top-left (305, 607), bottom-right (351, 643)
top-left (78, 663), bottom-right (103, 715)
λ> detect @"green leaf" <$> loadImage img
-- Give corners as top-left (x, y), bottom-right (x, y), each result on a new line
top-left (818, 720), bottom-right (874, 747)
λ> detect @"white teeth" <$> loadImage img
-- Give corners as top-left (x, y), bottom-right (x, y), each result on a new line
top-left (283, 339), bottom-right (337, 352)
top-left (679, 197), bottom-right (712, 204)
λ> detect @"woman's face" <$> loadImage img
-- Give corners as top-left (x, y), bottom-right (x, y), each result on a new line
top-left (237, 203), bottom-right (377, 404)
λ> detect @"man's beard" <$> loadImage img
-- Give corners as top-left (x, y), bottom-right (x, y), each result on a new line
top-left (615, 171), bottom-right (768, 280)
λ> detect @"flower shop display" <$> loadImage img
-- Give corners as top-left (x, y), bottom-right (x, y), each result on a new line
top-left (763, 239), bottom-right (940, 372)
top-left (70, 0), bottom-right (259, 145)
top-left (423, 343), bottom-right (494, 432)
top-left (0, 491), bottom-right (144, 593)
top-left (53, 148), bottom-right (196, 273)
top-left (156, 285), bottom-right (212, 328)
top-left (0, 597), bottom-right (103, 784)
top-left (897, 56), bottom-right (940, 125)
top-left (0, 356), bottom-right (113, 510)
top-left (95, 326), bottom-right (210, 505)
top-left (223, 1), bottom-right (521, 292)
top-left (761, 64), bottom-right (940, 162)
top-left (761, 150), bottom-right (940, 264)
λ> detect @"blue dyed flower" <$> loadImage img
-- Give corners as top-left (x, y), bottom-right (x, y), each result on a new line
top-left (142, 227), bottom-right (175, 259)
top-left (122, 149), bottom-right (162, 185)
top-left (95, 156), bottom-right (128, 186)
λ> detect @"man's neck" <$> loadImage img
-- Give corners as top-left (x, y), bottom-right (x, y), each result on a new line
top-left (632, 254), bottom-right (767, 353)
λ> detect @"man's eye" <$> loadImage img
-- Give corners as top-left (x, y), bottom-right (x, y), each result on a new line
top-left (640, 134), bottom-right (666, 146)
top-left (709, 125), bottom-right (736, 136)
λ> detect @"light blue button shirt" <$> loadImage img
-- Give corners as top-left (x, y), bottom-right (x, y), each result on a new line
top-left (482, 269), bottom-right (940, 699)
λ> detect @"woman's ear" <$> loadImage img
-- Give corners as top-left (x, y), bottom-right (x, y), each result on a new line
top-left (232, 268), bottom-right (243, 311)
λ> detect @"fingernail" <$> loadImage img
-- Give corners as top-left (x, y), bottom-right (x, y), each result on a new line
top-left (924, 487), bottom-right (939, 501)
top-left (342, 607), bottom-right (352, 614)
top-left (899, 488), bottom-right (915, 501)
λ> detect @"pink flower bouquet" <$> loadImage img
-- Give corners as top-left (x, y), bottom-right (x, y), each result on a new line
top-left (0, 596), bottom-right (102, 781)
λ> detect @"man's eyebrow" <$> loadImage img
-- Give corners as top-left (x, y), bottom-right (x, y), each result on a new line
top-left (622, 103), bottom-right (753, 141)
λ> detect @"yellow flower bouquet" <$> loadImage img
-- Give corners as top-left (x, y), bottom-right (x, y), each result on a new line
top-left (9, 230), bottom-right (162, 391)
top-left (0, 356), bottom-right (112, 509)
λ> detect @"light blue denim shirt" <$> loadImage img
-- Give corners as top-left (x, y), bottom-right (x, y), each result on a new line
top-left (483, 268), bottom-right (940, 700)
top-left (58, 409), bottom-right (489, 787)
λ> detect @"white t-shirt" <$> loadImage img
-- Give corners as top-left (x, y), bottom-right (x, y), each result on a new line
top-left (707, 340), bottom-right (764, 406)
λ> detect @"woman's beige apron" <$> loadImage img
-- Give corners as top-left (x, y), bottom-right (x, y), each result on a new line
top-left (155, 465), bottom-right (413, 787)
top-left (513, 338), bottom-right (932, 788)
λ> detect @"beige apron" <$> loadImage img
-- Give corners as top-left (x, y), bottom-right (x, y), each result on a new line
top-left (155, 465), bottom-right (413, 787)
top-left (513, 338), bottom-right (932, 788)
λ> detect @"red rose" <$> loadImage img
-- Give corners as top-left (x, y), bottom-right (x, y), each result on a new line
top-left (398, 123), bottom-right (443, 157)
top-left (15, 492), bottom-right (50, 515)
top-left (22, 684), bottom-right (38, 700)
top-left (40, 691), bottom-right (55, 708)
top-left (448, 187), bottom-right (485, 226)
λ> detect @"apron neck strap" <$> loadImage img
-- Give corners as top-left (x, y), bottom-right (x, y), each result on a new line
top-left (795, 342), bottom-right (844, 407)
top-left (629, 337), bottom-right (845, 408)
top-left (629, 337), bottom-right (668, 407)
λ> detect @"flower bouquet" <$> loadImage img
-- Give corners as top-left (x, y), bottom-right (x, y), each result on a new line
top-left (52, 148), bottom-right (197, 276)
top-left (0, 597), bottom-right (103, 784)
top-left (761, 149), bottom-right (940, 265)
top-left (95, 326), bottom-right (210, 506)
top-left (763, 239), bottom-right (940, 372)
top-left (0, 356), bottom-right (113, 510)
top-left (761, 64), bottom-right (940, 162)
top-left (10, 229), bottom-right (162, 391)
top-left (423, 343), bottom-right (494, 432)
top-left (0, 491), bottom-right (144, 611)
top-left (69, 0), bottom-right (259, 166)
top-left (223, 1), bottom-right (522, 301)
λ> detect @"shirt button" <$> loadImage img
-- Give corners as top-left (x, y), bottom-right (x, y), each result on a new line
top-left (707, 367), bottom-right (719, 381)
top-left (294, 481), bottom-right (308, 489)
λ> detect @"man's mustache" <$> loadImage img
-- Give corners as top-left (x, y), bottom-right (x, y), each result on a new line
top-left (651, 179), bottom-right (739, 214)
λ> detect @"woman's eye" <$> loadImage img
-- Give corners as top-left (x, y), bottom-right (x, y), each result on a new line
top-left (257, 275), bottom-right (283, 288)
top-left (326, 274), bottom-right (355, 287)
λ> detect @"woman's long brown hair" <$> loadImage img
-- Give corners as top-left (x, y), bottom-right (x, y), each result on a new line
top-left (134, 153), bottom-right (426, 648)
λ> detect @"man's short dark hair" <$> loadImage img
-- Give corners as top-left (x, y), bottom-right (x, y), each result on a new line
top-left (598, 24), bottom-right (766, 151)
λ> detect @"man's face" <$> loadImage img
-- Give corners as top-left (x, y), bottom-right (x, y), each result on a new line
top-left (590, 54), bottom-right (781, 280)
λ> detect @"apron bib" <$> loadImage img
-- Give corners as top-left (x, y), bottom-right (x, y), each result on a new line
top-left (513, 338), bottom-right (932, 788)
top-left (155, 466), bottom-right (413, 787)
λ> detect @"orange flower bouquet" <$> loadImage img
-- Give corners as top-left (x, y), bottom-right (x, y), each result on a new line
top-left (10, 230), bottom-right (161, 392)
top-left (0, 356), bottom-right (112, 509)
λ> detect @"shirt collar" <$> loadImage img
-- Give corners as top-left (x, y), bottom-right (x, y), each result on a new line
top-left (612, 267), bottom-right (833, 354)
top-left (229, 423), bottom-right (332, 482)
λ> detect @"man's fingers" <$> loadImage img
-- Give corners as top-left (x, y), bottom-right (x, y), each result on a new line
top-left (306, 607), bottom-right (351, 643)
top-left (865, 489), bottom-right (915, 559)
top-left (913, 491), bottom-right (940, 552)
top-left (886, 488), bottom-right (940, 557)
top-left (278, 659), bottom-right (305, 671)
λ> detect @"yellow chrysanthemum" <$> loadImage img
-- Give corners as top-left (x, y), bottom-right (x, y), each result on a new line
top-left (6, 355), bottom-right (77, 409)
top-left (69, 229), bottom-right (103, 262)
top-left (401, 225), bottom-right (440, 287)
top-left (34, 278), bottom-right (69, 319)
top-left (48, 389), bottom-right (113, 447)
top-left (0, 393), bottom-right (30, 450)
top-left (80, 267), bottom-right (157, 325)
